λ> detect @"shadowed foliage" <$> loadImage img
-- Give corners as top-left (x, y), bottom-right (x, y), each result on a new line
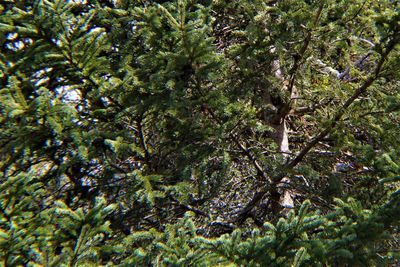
top-left (0, 0), bottom-right (399, 265)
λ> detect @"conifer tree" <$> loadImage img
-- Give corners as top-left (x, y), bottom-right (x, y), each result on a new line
top-left (1, 0), bottom-right (399, 265)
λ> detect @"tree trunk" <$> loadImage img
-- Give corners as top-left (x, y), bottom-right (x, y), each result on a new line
top-left (270, 120), bottom-right (294, 214)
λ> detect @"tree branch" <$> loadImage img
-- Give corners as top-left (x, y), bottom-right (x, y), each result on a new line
top-left (287, 1), bottom-right (325, 95)
top-left (285, 37), bottom-right (398, 170)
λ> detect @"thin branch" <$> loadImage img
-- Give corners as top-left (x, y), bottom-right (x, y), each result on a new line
top-left (232, 137), bottom-right (270, 182)
top-left (137, 114), bottom-right (151, 164)
top-left (287, 1), bottom-right (325, 95)
top-left (344, 0), bottom-right (369, 23)
top-left (285, 37), bottom-right (398, 170)
top-left (291, 98), bottom-right (334, 115)
top-left (236, 190), bottom-right (268, 224)
top-left (176, 203), bottom-right (211, 219)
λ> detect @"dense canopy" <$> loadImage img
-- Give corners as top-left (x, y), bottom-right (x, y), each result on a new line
top-left (1, 0), bottom-right (399, 266)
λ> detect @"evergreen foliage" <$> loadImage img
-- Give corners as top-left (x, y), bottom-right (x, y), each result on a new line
top-left (0, 0), bottom-right (399, 265)
top-left (0, 173), bottom-right (115, 266)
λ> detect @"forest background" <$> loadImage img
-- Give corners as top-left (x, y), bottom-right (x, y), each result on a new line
top-left (1, 0), bottom-right (400, 266)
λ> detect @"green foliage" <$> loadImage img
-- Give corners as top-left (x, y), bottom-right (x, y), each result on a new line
top-left (122, 197), bottom-right (400, 266)
top-left (0, 0), bottom-right (399, 265)
top-left (0, 173), bottom-right (115, 266)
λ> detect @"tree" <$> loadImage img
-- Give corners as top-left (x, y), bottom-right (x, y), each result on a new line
top-left (1, 0), bottom-right (399, 265)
